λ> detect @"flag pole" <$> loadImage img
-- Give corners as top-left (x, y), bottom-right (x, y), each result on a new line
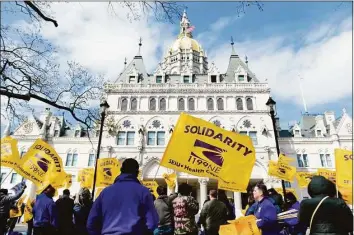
top-left (298, 74), bottom-right (308, 113)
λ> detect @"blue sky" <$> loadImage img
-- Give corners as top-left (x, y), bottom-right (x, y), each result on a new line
top-left (1, 1), bottom-right (352, 131)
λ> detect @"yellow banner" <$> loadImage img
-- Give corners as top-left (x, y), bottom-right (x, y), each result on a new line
top-left (163, 173), bottom-right (176, 189)
top-left (275, 188), bottom-right (298, 200)
top-left (335, 149), bottom-right (353, 204)
top-left (296, 172), bottom-right (315, 188)
top-left (10, 195), bottom-right (26, 218)
top-left (96, 158), bottom-right (120, 187)
top-left (78, 168), bottom-right (94, 189)
top-left (225, 215), bottom-right (261, 235)
top-left (268, 160), bottom-right (296, 182)
top-left (1, 136), bottom-right (20, 169)
top-left (142, 181), bottom-right (159, 199)
top-left (24, 198), bottom-right (35, 222)
top-left (65, 174), bottom-right (73, 188)
top-left (317, 168), bottom-right (336, 184)
top-left (160, 113), bottom-right (256, 192)
top-left (219, 224), bottom-right (237, 235)
top-left (16, 139), bottom-right (65, 189)
top-left (279, 154), bottom-right (295, 164)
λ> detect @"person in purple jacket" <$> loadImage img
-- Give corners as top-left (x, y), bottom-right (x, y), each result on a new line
top-left (283, 192), bottom-right (306, 235)
top-left (86, 158), bottom-right (159, 235)
top-left (32, 185), bottom-right (58, 235)
top-left (253, 183), bottom-right (281, 235)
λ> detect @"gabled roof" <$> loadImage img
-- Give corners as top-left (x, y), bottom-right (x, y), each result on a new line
top-left (114, 55), bottom-right (149, 84)
top-left (224, 51), bottom-right (259, 83)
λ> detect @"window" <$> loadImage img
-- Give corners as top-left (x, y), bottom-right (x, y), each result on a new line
top-left (75, 130), bottom-right (80, 137)
top-left (178, 98), bottom-right (185, 111)
top-left (188, 98), bottom-right (195, 111)
top-left (236, 98), bottom-right (243, 110)
top-left (217, 98), bottom-right (224, 110)
top-left (131, 98), bottom-right (137, 111)
top-left (157, 132), bottom-right (165, 145)
top-left (249, 131), bottom-right (258, 145)
top-left (297, 154), bottom-right (309, 167)
top-left (20, 151), bottom-right (26, 158)
top-left (129, 76), bottom-right (135, 83)
top-left (156, 76), bottom-right (162, 83)
top-left (295, 130), bottom-right (300, 135)
top-left (284, 181), bottom-right (291, 188)
top-left (211, 75), bottom-right (217, 83)
top-left (238, 75), bottom-right (245, 82)
top-left (10, 173), bottom-right (21, 184)
top-left (117, 131), bottom-right (135, 145)
top-left (239, 131), bottom-right (247, 135)
top-left (147, 131), bottom-right (156, 146)
top-left (148, 131), bottom-right (165, 146)
top-left (121, 98), bottom-right (128, 111)
top-left (320, 154), bottom-right (333, 167)
top-left (246, 98), bottom-right (253, 110)
top-left (207, 98), bottom-right (214, 110)
top-left (54, 130), bottom-right (59, 137)
top-left (183, 76), bottom-right (190, 83)
top-left (66, 153), bottom-right (78, 167)
top-left (88, 154), bottom-right (95, 167)
top-left (0, 173), bottom-right (6, 182)
top-left (149, 98), bottom-right (156, 111)
top-left (316, 130), bottom-right (322, 136)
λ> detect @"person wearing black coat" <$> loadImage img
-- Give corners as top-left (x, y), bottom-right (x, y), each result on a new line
top-left (55, 189), bottom-right (74, 235)
top-left (298, 176), bottom-right (353, 235)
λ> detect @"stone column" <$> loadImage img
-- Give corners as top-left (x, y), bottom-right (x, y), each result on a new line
top-left (233, 192), bottom-right (242, 218)
top-left (198, 178), bottom-right (209, 210)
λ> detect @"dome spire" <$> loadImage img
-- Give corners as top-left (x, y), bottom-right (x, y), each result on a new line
top-left (179, 9), bottom-right (192, 38)
top-left (230, 36), bottom-right (236, 55)
top-left (137, 37), bottom-right (142, 56)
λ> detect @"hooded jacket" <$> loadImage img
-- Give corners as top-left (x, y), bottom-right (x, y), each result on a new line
top-left (86, 173), bottom-right (159, 235)
top-left (269, 193), bottom-right (283, 213)
top-left (298, 176), bottom-right (353, 235)
top-left (154, 195), bottom-right (174, 226)
top-left (254, 197), bottom-right (281, 235)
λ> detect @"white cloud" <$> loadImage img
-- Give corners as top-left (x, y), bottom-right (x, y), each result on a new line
top-left (206, 16), bottom-right (352, 108)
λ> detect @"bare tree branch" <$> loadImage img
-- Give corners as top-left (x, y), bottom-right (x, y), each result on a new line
top-left (24, 1), bottom-right (58, 27)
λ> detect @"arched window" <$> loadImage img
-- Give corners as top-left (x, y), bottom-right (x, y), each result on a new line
top-left (207, 98), bottom-right (214, 111)
top-left (236, 98), bottom-right (243, 110)
top-left (149, 98), bottom-right (156, 111)
top-left (217, 98), bottom-right (224, 110)
top-left (159, 98), bottom-right (166, 111)
top-left (188, 98), bottom-right (195, 111)
top-left (246, 98), bottom-right (253, 110)
top-left (131, 98), bottom-right (137, 111)
top-left (121, 98), bottom-right (128, 111)
top-left (178, 98), bottom-right (185, 111)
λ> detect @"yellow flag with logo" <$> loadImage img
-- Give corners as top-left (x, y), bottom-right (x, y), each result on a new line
top-left (10, 195), bottom-right (26, 218)
top-left (24, 198), bottom-right (35, 222)
top-left (268, 160), bottom-right (296, 182)
top-left (296, 172), bottom-right (315, 188)
top-left (335, 148), bottom-right (353, 204)
top-left (275, 188), bottom-right (298, 200)
top-left (225, 215), bottom-right (261, 235)
top-left (160, 113), bottom-right (256, 192)
top-left (96, 158), bottom-right (120, 187)
top-left (163, 173), bottom-right (176, 189)
top-left (78, 168), bottom-right (94, 188)
top-left (1, 136), bottom-right (20, 169)
top-left (142, 181), bottom-right (159, 199)
top-left (317, 168), bottom-right (336, 184)
top-left (16, 139), bottom-right (65, 189)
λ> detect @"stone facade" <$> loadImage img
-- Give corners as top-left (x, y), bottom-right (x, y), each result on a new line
top-left (1, 11), bottom-right (352, 215)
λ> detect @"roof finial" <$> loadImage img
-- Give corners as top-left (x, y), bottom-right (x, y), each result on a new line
top-left (124, 57), bottom-right (127, 68)
top-left (230, 36), bottom-right (236, 55)
top-left (137, 37), bottom-right (142, 56)
top-left (245, 55), bottom-right (248, 66)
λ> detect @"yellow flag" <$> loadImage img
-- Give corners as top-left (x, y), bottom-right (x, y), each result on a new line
top-left (142, 181), bottom-right (159, 199)
top-left (268, 160), bottom-right (296, 182)
top-left (137, 169), bottom-right (143, 182)
top-left (65, 174), bottom-right (73, 188)
top-left (1, 136), bottom-right (20, 169)
top-left (275, 188), bottom-right (298, 200)
top-left (96, 158), bottom-right (120, 187)
top-left (78, 168), bottom-right (94, 188)
top-left (10, 195), bottom-right (26, 218)
top-left (163, 173), bottom-right (176, 189)
top-left (24, 198), bottom-right (35, 222)
top-left (226, 215), bottom-right (261, 235)
top-left (160, 113), bottom-right (256, 192)
top-left (278, 154), bottom-right (295, 165)
top-left (296, 172), bottom-right (315, 188)
top-left (219, 224), bottom-right (238, 235)
top-left (335, 149), bottom-right (353, 204)
top-left (94, 187), bottom-right (105, 200)
top-left (317, 168), bottom-right (336, 184)
top-left (16, 139), bottom-right (65, 189)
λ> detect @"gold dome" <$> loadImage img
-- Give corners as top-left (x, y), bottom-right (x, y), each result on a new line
top-left (170, 35), bottom-right (203, 53)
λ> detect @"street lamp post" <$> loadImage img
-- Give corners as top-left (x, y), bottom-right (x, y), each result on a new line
top-left (266, 96), bottom-right (288, 206)
top-left (92, 99), bottom-right (110, 199)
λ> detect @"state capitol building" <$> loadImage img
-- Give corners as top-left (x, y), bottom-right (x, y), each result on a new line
top-left (1, 11), bottom-right (352, 215)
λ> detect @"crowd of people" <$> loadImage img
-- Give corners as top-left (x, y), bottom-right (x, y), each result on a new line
top-left (0, 158), bottom-right (353, 235)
